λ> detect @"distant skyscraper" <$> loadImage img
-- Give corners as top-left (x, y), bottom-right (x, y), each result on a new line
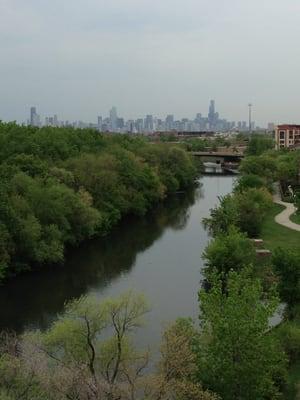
top-left (29, 107), bottom-right (41, 127)
top-left (165, 114), bottom-right (174, 131)
top-left (145, 115), bottom-right (154, 131)
top-left (135, 118), bottom-right (144, 133)
top-left (109, 106), bottom-right (118, 131)
top-left (117, 118), bottom-right (124, 129)
top-left (208, 100), bottom-right (218, 130)
top-left (30, 107), bottom-right (37, 126)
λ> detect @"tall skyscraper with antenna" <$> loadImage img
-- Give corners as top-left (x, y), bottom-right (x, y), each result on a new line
top-left (208, 100), bottom-right (218, 130)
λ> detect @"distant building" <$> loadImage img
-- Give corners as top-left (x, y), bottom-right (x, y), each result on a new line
top-left (136, 118), bottom-right (144, 133)
top-left (25, 101), bottom-right (251, 133)
top-left (117, 118), bottom-right (124, 129)
top-left (275, 124), bottom-right (300, 149)
top-left (109, 106), bottom-right (118, 131)
top-left (30, 107), bottom-right (40, 126)
top-left (30, 107), bottom-right (36, 125)
top-left (208, 100), bottom-right (218, 130)
top-left (144, 115), bottom-right (154, 131)
top-left (165, 114), bottom-right (174, 130)
top-left (97, 116), bottom-right (102, 130)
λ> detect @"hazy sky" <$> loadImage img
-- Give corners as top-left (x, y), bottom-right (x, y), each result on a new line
top-left (1, 0), bottom-right (300, 126)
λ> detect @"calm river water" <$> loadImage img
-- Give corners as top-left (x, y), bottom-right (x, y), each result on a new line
top-left (0, 176), bottom-right (234, 351)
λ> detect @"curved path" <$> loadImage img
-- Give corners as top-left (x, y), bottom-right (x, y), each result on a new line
top-left (273, 186), bottom-right (300, 232)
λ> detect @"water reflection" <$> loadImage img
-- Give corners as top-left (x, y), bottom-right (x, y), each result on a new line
top-left (0, 185), bottom-right (199, 333)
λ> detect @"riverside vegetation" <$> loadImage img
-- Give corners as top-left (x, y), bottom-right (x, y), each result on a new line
top-left (0, 122), bottom-right (197, 282)
top-left (0, 132), bottom-right (300, 399)
top-left (203, 135), bottom-right (300, 399)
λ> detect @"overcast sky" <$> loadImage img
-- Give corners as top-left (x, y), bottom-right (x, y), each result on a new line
top-left (1, 0), bottom-right (300, 126)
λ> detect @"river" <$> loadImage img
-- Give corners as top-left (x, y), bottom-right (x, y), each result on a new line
top-left (0, 176), bottom-right (234, 351)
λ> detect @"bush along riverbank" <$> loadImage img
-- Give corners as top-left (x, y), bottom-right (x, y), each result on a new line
top-left (202, 136), bottom-right (300, 399)
top-left (0, 123), bottom-right (197, 282)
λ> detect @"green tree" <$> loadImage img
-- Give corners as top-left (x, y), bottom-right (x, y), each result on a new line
top-left (0, 122), bottom-right (197, 280)
top-left (235, 188), bottom-right (272, 237)
top-left (30, 292), bottom-right (149, 400)
top-left (234, 174), bottom-right (265, 192)
top-left (0, 224), bottom-right (11, 280)
top-left (203, 195), bottom-right (238, 236)
top-left (277, 152), bottom-right (300, 185)
top-left (276, 321), bottom-right (300, 364)
top-left (239, 154), bottom-right (277, 183)
top-left (272, 248), bottom-right (300, 307)
top-left (246, 134), bottom-right (274, 156)
top-left (138, 145), bottom-right (197, 193)
top-left (203, 227), bottom-right (256, 275)
top-left (149, 318), bottom-right (218, 400)
top-left (0, 332), bottom-right (47, 400)
top-left (204, 188), bottom-right (272, 238)
top-left (198, 268), bottom-right (286, 400)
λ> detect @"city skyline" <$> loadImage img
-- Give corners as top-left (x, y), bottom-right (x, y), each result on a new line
top-left (7, 101), bottom-right (255, 128)
top-left (27, 100), bottom-right (258, 133)
top-left (1, 1), bottom-right (300, 126)
top-left (0, 99), bottom-right (295, 129)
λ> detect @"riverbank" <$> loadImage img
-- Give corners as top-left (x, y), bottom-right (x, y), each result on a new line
top-left (0, 176), bottom-right (235, 338)
top-left (202, 142), bottom-right (300, 399)
top-left (261, 194), bottom-right (300, 399)
top-left (0, 124), bottom-right (198, 282)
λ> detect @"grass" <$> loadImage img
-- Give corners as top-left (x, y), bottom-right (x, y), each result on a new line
top-left (260, 203), bottom-right (300, 252)
top-left (290, 211), bottom-right (300, 226)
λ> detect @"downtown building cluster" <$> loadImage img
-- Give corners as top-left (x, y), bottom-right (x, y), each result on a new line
top-left (29, 101), bottom-right (256, 133)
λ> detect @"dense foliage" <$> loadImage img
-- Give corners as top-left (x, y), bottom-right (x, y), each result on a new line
top-left (239, 149), bottom-right (300, 189)
top-left (1, 131), bottom-right (300, 399)
top-left (198, 268), bottom-right (286, 400)
top-left (183, 137), bottom-right (231, 152)
top-left (245, 134), bottom-right (274, 156)
top-left (272, 248), bottom-right (300, 307)
top-left (203, 227), bottom-right (256, 275)
top-left (203, 145), bottom-right (300, 398)
top-left (203, 188), bottom-right (272, 237)
top-left (0, 292), bottom-right (217, 400)
top-left (0, 123), bottom-right (197, 281)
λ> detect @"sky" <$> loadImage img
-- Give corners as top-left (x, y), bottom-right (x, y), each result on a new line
top-left (1, 0), bottom-right (300, 126)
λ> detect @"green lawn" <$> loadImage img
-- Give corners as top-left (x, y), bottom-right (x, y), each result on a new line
top-left (260, 204), bottom-right (300, 252)
top-left (290, 211), bottom-right (300, 226)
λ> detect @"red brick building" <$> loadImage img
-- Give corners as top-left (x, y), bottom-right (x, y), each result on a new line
top-left (275, 124), bottom-right (300, 149)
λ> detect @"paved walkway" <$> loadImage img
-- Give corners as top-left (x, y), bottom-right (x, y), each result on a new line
top-left (273, 185), bottom-right (300, 232)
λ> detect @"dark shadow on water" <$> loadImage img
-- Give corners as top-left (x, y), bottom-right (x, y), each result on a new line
top-left (0, 186), bottom-right (199, 333)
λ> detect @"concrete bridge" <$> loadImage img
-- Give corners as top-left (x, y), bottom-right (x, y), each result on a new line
top-left (191, 151), bottom-right (244, 164)
top-left (191, 151), bottom-right (244, 175)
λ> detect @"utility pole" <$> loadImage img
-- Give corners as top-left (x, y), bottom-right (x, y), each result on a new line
top-left (248, 103), bottom-right (252, 133)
